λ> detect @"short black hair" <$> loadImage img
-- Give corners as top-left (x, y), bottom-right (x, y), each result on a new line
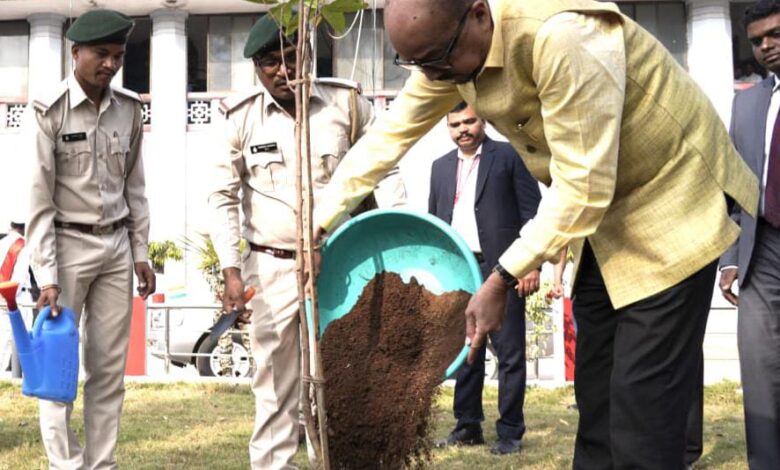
top-left (448, 101), bottom-right (469, 114)
top-left (743, 0), bottom-right (780, 29)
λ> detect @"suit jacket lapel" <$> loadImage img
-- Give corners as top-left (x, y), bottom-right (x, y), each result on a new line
top-left (757, 77), bottom-right (775, 180)
top-left (475, 138), bottom-right (495, 204)
top-left (442, 152), bottom-right (459, 215)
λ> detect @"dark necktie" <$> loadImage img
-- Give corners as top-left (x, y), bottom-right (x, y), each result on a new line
top-left (766, 102), bottom-right (780, 227)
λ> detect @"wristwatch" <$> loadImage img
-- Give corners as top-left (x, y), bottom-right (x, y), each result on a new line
top-left (493, 263), bottom-right (518, 287)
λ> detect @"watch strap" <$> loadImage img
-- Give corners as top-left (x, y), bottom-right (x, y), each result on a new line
top-left (493, 263), bottom-right (518, 287)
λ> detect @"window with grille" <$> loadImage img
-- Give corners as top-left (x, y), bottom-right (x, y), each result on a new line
top-left (617, 1), bottom-right (688, 66)
top-left (0, 21), bottom-right (29, 98)
top-left (187, 14), bottom-right (260, 93)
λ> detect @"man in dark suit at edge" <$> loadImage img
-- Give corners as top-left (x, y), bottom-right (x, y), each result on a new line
top-left (720, 2), bottom-right (780, 468)
top-left (429, 102), bottom-right (541, 455)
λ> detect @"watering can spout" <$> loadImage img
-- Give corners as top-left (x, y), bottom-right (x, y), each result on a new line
top-left (0, 282), bottom-right (32, 354)
top-left (0, 281), bottom-right (19, 311)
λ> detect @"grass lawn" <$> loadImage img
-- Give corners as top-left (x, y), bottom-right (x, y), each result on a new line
top-left (0, 380), bottom-right (747, 469)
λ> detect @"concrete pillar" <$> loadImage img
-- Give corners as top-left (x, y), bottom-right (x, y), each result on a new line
top-left (148, 9), bottom-right (188, 242)
top-left (148, 8), bottom-right (189, 292)
top-left (27, 13), bottom-right (66, 100)
top-left (687, 0), bottom-right (734, 125)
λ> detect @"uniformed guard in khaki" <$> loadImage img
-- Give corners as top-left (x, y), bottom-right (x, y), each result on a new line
top-left (25, 10), bottom-right (151, 469)
top-left (209, 81), bottom-right (405, 469)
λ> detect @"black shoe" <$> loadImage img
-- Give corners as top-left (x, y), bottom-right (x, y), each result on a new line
top-left (435, 426), bottom-right (485, 448)
top-left (490, 438), bottom-right (522, 455)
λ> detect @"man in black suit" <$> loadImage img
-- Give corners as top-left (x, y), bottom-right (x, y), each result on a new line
top-left (720, 2), bottom-right (780, 468)
top-left (429, 102), bottom-right (541, 455)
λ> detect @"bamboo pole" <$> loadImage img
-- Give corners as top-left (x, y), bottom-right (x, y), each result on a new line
top-left (291, 2), bottom-right (331, 468)
top-left (291, 8), bottom-right (322, 469)
top-left (300, 5), bottom-right (332, 468)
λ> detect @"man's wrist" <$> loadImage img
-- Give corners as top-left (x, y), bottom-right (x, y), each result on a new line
top-left (223, 267), bottom-right (242, 280)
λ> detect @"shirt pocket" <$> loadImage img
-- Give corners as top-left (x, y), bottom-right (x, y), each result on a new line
top-left (517, 115), bottom-right (544, 143)
top-left (56, 141), bottom-right (91, 177)
top-left (108, 135), bottom-right (131, 176)
top-left (315, 133), bottom-right (349, 184)
top-left (245, 150), bottom-right (284, 193)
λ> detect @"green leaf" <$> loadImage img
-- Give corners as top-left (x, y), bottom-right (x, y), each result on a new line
top-left (269, 4), bottom-right (299, 36)
top-left (323, 0), bottom-right (368, 13)
top-left (320, 8), bottom-right (346, 32)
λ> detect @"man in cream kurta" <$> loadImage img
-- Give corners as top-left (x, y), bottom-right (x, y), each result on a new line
top-left (26, 10), bottom-right (155, 469)
top-left (314, 0), bottom-right (760, 468)
top-left (207, 16), bottom-right (406, 470)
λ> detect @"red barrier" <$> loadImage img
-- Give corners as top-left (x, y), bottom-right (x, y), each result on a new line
top-left (563, 297), bottom-right (576, 382)
top-left (125, 297), bottom-right (146, 376)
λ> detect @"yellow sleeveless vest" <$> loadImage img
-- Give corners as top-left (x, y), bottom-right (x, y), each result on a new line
top-left (457, 0), bottom-right (759, 307)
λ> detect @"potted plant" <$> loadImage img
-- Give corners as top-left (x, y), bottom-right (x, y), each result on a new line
top-left (182, 234), bottom-right (252, 377)
top-left (147, 240), bottom-right (183, 275)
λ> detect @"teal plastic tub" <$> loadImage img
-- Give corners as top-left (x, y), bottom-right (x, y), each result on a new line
top-left (316, 209), bottom-right (482, 379)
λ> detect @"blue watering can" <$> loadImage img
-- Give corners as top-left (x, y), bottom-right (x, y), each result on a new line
top-left (1, 281), bottom-right (79, 402)
top-left (314, 209), bottom-right (483, 379)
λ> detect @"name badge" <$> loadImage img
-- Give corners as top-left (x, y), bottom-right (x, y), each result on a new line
top-left (250, 142), bottom-right (278, 154)
top-left (62, 132), bottom-right (87, 142)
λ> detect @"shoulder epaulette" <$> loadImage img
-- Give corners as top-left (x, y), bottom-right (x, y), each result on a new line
top-left (112, 86), bottom-right (143, 103)
top-left (314, 77), bottom-right (362, 95)
top-left (219, 88), bottom-right (264, 117)
top-left (32, 80), bottom-right (68, 116)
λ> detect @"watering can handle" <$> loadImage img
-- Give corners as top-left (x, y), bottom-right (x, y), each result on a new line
top-left (31, 306), bottom-right (56, 339)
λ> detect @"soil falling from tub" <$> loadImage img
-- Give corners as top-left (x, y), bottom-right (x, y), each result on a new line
top-left (321, 272), bottom-right (469, 469)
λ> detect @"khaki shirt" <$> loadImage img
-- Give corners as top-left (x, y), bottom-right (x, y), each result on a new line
top-left (26, 75), bottom-right (150, 287)
top-left (208, 80), bottom-right (407, 269)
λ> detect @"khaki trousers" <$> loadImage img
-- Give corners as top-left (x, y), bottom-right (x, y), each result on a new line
top-left (244, 251), bottom-right (301, 470)
top-left (39, 227), bottom-right (133, 470)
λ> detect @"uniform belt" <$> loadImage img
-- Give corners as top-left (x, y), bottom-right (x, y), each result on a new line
top-left (54, 220), bottom-right (126, 235)
top-left (473, 252), bottom-right (485, 264)
top-left (249, 242), bottom-right (295, 259)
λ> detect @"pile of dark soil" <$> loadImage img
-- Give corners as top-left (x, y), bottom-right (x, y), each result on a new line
top-left (321, 272), bottom-right (470, 469)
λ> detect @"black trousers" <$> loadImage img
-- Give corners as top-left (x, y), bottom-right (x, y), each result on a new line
top-left (738, 220), bottom-right (780, 470)
top-left (452, 260), bottom-right (527, 440)
top-left (572, 243), bottom-right (716, 470)
top-left (685, 351), bottom-right (704, 466)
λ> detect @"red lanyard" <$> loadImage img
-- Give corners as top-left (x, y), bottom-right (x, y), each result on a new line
top-left (454, 155), bottom-right (480, 204)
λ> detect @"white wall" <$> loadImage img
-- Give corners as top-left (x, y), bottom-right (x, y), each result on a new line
top-left (0, 131), bottom-right (29, 228)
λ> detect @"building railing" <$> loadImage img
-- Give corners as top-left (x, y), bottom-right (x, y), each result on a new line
top-left (145, 301), bottom-right (557, 380)
top-left (0, 97), bottom-right (27, 131)
top-left (181, 89), bottom-right (399, 132)
top-left (146, 302), bottom-right (234, 375)
top-left (0, 88), bottom-right (399, 134)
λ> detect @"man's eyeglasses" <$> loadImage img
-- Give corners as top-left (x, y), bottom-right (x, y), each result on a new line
top-left (393, 6), bottom-right (471, 72)
top-left (254, 52), bottom-right (297, 71)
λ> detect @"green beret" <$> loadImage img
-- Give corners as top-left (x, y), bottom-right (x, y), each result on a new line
top-left (244, 15), bottom-right (283, 59)
top-left (66, 9), bottom-right (134, 45)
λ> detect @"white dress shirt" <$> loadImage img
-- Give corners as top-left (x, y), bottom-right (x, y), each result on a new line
top-left (450, 144), bottom-right (483, 254)
top-left (762, 75), bottom-right (780, 216)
